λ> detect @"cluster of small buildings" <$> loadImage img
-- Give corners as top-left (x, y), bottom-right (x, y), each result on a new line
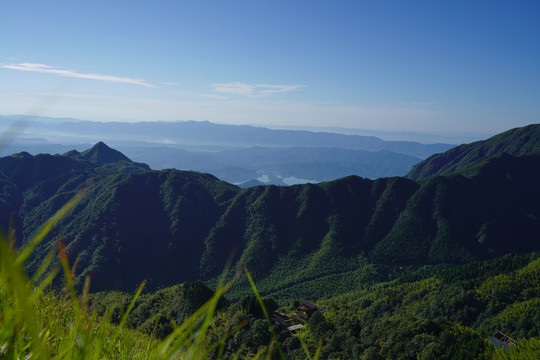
top-left (270, 299), bottom-right (326, 331)
top-left (490, 330), bottom-right (518, 349)
top-left (271, 305), bottom-right (522, 351)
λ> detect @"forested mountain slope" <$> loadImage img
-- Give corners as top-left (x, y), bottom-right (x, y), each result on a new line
top-left (407, 123), bottom-right (540, 180)
top-left (201, 155), bottom-right (540, 299)
top-left (89, 251), bottom-right (540, 359)
top-left (307, 253), bottom-right (540, 359)
top-left (0, 135), bottom-right (538, 295)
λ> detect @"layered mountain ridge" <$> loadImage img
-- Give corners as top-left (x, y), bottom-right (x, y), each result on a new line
top-left (0, 124), bottom-right (538, 299)
top-left (0, 116), bottom-right (455, 184)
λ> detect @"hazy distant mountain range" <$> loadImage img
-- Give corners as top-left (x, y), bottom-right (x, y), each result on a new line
top-left (0, 124), bottom-right (538, 298)
top-left (0, 115), bottom-right (455, 185)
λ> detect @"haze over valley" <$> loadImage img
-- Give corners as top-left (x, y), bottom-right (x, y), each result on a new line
top-left (0, 115), bottom-right (456, 186)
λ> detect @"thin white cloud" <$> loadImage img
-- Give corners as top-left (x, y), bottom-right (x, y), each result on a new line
top-left (256, 84), bottom-right (306, 96)
top-left (200, 94), bottom-right (228, 100)
top-left (211, 82), bottom-right (305, 98)
top-left (1, 63), bottom-right (155, 87)
top-left (212, 82), bottom-right (255, 96)
top-left (160, 82), bottom-right (179, 86)
top-left (47, 92), bottom-right (102, 99)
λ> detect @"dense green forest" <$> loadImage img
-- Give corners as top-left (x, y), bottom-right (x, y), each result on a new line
top-left (0, 124), bottom-right (539, 358)
top-left (78, 252), bottom-right (540, 359)
top-left (1, 126), bottom-right (539, 296)
top-left (407, 124), bottom-right (540, 180)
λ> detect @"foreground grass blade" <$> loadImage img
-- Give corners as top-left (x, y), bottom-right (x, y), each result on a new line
top-left (243, 265), bottom-right (286, 360)
top-left (0, 238), bottom-right (50, 359)
top-left (0, 190), bottom-right (86, 360)
top-left (158, 278), bottom-right (234, 358)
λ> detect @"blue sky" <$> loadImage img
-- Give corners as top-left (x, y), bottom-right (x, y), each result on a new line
top-left (1, 0), bottom-right (539, 137)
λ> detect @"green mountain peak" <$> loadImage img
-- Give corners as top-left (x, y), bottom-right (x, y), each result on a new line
top-left (77, 141), bottom-right (132, 165)
top-left (407, 123), bottom-right (540, 180)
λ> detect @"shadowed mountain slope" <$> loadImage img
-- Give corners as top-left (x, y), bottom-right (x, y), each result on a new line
top-left (407, 123), bottom-right (540, 180)
top-left (0, 131), bottom-right (538, 296)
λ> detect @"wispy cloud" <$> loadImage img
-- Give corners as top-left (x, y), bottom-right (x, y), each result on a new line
top-left (211, 82), bottom-right (305, 97)
top-left (47, 92), bottom-right (103, 99)
top-left (200, 94), bottom-right (228, 100)
top-left (160, 82), bottom-right (179, 86)
top-left (1, 63), bottom-right (155, 87)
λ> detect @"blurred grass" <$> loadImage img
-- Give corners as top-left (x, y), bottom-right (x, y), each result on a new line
top-left (0, 189), bottom-right (222, 359)
top-left (0, 112), bottom-right (296, 358)
top-left (0, 188), bottom-right (301, 359)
